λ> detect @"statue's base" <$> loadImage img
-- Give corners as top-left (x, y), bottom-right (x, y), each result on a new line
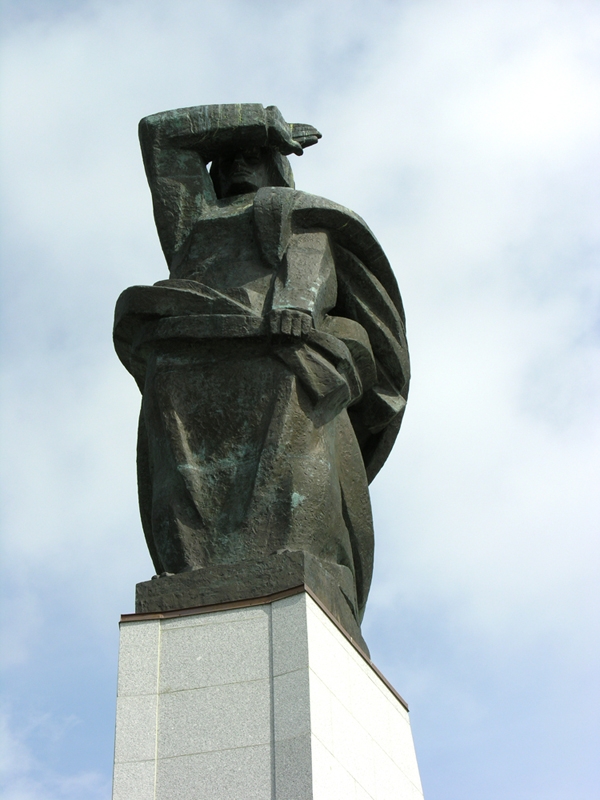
top-left (136, 550), bottom-right (368, 654)
top-left (112, 589), bottom-right (424, 800)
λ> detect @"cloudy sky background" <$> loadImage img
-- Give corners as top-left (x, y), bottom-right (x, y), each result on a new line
top-left (1, 0), bottom-right (599, 798)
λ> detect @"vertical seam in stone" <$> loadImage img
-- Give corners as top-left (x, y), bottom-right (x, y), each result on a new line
top-left (153, 620), bottom-right (162, 800)
top-left (304, 595), bottom-right (314, 798)
top-left (268, 603), bottom-right (276, 800)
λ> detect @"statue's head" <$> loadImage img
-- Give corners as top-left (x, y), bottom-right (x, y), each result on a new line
top-left (210, 146), bottom-right (294, 199)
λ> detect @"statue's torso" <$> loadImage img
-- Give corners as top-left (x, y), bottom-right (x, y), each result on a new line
top-left (169, 199), bottom-right (273, 315)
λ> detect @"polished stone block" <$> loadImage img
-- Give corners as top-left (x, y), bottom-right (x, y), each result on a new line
top-left (155, 744), bottom-right (273, 800)
top-left (158, 609), bottom-right (271, 692)
top-left (112, 760), bottom-right (155, 800)
top-left (116, 619), bottom-right (159, 696)
top-left (156, 680), bottom-right (272, 757)
top-left (112, 590), bottom-right (424, 799)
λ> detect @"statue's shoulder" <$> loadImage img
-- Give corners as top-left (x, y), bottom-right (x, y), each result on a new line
top-left (253, 186), bottom-right (400, 309)
top-left (280, 190), bottom-right (401, 307)
top-left (253, 186), bottom-right (375, 248)
top-left (254, 186), bottom-right (370, 229)
top-left (251, 187), bottom-right (367, 270)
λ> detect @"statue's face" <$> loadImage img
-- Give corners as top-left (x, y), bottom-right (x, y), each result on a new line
top-left (217, 147), bottom-right (271, 197)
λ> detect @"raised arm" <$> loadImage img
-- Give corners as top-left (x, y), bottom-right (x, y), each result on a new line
top-left (138, 104), bottom-right (320, 264)
top-left (139, 104), bottom-right (267, 263)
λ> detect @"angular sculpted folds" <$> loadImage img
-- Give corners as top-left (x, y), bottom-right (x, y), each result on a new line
top-left (114, 104), bottom-right (409, 648)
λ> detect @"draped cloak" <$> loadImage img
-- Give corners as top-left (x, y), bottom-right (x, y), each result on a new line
top-left (114, 108), bottom-right (409, 626)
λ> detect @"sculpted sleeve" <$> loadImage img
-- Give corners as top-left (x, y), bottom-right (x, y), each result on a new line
top-left (138, 104), bottom-right (272, 263)
top-left (289, 192), bottom-right (410, 482)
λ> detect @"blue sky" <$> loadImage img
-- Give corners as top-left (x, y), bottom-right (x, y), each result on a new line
top-left (1, 0), bottom-right (599, 798)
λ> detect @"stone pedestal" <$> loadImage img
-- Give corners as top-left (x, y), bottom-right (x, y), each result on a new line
top-left (112, 588), bottom-right (424, 800)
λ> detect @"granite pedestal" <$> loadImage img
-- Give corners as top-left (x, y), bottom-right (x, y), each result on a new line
top-left (112, 588), bottom-right (424, 800)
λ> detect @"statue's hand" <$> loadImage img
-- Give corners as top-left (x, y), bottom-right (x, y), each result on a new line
top-left (266, 106), bottom-right (321, 156)
top-left (268, 308), bottom-right (313, 338)
top-left (290, 123), bottom-right (322, 149)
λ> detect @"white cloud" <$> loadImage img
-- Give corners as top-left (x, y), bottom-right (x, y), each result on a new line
top-left (0, 711), bottom-right (110, 800)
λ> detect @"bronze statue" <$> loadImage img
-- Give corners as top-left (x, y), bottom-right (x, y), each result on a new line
top-left (114, 104), bottom-right (409, 649)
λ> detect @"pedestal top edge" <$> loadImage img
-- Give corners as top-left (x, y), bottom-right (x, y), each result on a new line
top-left (121, 583), bottom-right (305, 623)
top-left (119, 582), bottom-right (409, 711)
